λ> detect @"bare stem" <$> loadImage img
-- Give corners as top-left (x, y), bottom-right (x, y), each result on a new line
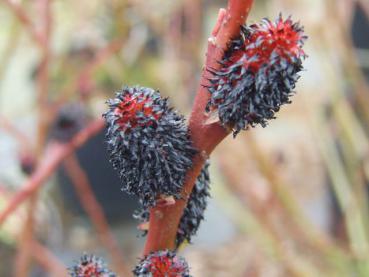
top-left (14, 194), bottom-right (38, 277)
top-left (15, 1), bottom-right (52, 275)
top-left (2, 0), bottom-right (44, 45)
top-left (32, 240), bottom-right (69, 277)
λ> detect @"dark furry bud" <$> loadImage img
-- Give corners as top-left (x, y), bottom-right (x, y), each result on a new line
top-left (69, 254), bottom-right (116, 277)
top-left (134, 161), bottom-right (210, 248)
top-left (133, 250), bottom-right (191, 277)
top-left (51, 103), bottom-right (87, 142)
top-left (103, 86), bottom-right (196, 207)
top-left (19, 152), bottom-right (36, 175)
top-left (207, 14), bottom-right (307, 136)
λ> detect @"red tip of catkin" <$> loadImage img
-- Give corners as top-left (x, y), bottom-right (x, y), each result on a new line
top-left (114, 92), bottom-right (162, 132)
top-left (206, 14), bottom-right (307, 136)
top-left (133, 250), bottom-right (191, 277)
top-left (246, 15), bottom-right (306, 71)
top-left (229, 15), bottom-right (307, 73)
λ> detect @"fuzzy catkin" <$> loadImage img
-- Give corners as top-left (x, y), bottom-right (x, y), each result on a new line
top-left (207, 15), bottom-right (307, 136)
top-left (104, 86), bottom-right (196, 208)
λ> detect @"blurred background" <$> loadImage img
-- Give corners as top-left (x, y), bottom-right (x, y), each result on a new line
top-left (1, 0), bottom-right (369, 276)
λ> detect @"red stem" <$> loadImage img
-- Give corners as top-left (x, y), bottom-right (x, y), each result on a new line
top-left (15, 1), bottom-right (52, 275)
top-left (143, 0), bottom-right (254, 254)
top-left (31, 240), bottom-right (69, 277)
top-left (14, 194), bottom-right (38, 277)
top-left (2, 0), bottom-right (44, 45)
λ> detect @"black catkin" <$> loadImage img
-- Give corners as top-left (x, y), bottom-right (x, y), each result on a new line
top-left (206, 15), bottom-right (307, 136)
top-left (104, 86), bottom-right (196, 208)
top-left (134, 161), bottom-right (211, 248)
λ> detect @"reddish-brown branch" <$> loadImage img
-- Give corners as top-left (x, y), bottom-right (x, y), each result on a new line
top-left (77, 38), bottom-right (125, 100)
top-left (14, 194), bottom-right (38, 277)
top-left (2, 0), bottom-right (44, 45)
top-left (55, 38), bottom-right (125, 105)
top-left (36, 0), bottom-right (52, 156)
top-left (63, 154), bottom-right (131, 276)
top-left (15, 1), bottom-right (52, 275)
top-left (32, 240), bottom-right (69, 277)
top-left (143, 0), bottom-right (254, 254)
top-left (0, 118), bottom-right (105, 225)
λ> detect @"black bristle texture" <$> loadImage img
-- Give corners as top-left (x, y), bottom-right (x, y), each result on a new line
top-left (69, 253), bottom-right (116, 277)
top-left (134, 161), bottom-right (211, 248)
top-left (103, 86), bottom-right (197, 207)
top-left (133, 250), bottom-right (191, 277)
top-left (177, 160), bottom-right (210, 247)
top-left (206, 15), bottom-right (307, 136)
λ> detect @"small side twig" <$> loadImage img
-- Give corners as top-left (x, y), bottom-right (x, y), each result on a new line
top-left (36, 0), bottom-right (52, 156)
top-left (15, 1), bottom-right (52, 275)
top-left (2, 0), bottom-right (44, 45)
top-left (14, 194), bottom-right (38, 277)
top-left (63, 154), bottom-right (131, 276)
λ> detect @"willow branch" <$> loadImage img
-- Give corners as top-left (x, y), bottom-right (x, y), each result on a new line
top-left (2, 0), bottom-right (44, 45)
top-left (0, 115), bottom-right (32, 152)
top-left (15, 1), bottom-right (52, 275)
top-left (0, 118), bottom-right (105, 225)
top-left (31, 240), bottom-right (69, 277)
top-left (144, 0), bottom-right (254, 254)
top-left (14, 194), bottom-right (38, 277)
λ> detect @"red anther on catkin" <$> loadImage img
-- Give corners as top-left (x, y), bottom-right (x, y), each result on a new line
top-left (133, 250), bottom-right (191, 277)
top-left (69, 254), bottom-right (116, 277)
top-left (104, 86), bottom-right (197, 208)
top-left (239, 15), bottom-right (306, 72)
